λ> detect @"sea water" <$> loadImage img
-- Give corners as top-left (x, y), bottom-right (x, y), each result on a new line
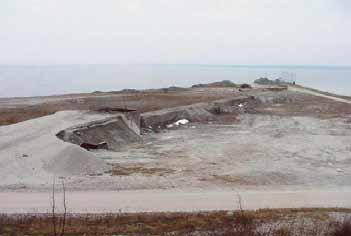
top-left (0, 64), bottom-right (350, 97)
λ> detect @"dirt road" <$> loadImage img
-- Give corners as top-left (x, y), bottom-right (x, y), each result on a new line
top-left (1, 189), bottom-right (351, 213)
top-left (288, 86), bottom-right (351, 104)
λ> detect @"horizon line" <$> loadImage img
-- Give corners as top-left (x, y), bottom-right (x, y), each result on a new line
top-left (0, 63), bottom-right (351, 68)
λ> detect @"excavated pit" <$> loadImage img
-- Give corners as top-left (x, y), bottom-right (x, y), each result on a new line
top-left (55, 93), bottom-right (296, 152)
top-left (56, 115), bottom-right (141, 151)
top-left (4, 89), bottom-right (342, 192)
top-left (140, 96), bottom-right (258, 130)
top-left (56, 96), bottom-right (259, 151)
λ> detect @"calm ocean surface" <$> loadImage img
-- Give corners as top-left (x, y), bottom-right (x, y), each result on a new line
top-left (0, 65), bottom-right (350, 97)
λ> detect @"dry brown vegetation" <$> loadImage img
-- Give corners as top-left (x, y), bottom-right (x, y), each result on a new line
top-left (293, 84), bottom-right (351, 101)
top-left (1, 209), bottom-right (351, 236)
top-left (252, 94), bottom-right (351, 119)
top-left (0, 108), bottom-right (55, 126)
top-left (111, 165), bottom-right (175, 176)
top-left (3, 84), bottom-right (351, 126)
top-left (0, 89), bottom-right (233, 126)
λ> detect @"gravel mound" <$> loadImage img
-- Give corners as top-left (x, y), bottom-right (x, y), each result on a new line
top-left (45, 145), bottom-right (108, 176)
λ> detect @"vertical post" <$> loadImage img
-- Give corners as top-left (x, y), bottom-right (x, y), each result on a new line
top-left (52, 177), bottom-right (57, 236)
top-left (60, 180), bottom-right (67, 236)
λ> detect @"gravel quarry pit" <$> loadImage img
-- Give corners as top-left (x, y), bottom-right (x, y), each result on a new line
top-left (2, 88), bottom-right (351, 212)
top-left (1, 89), bottom-right (351, 192)
top-left (71, 114), bottom-right (351, 191)
top-left (56, 115), bottom-right (141, 151)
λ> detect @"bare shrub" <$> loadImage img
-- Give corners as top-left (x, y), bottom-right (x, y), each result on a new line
top-left (51, 177), bottom-right (67, 236)
top-left (330, 218), bottom-right (351, 236)
top-left (273, 227), bottom-right (292, 236)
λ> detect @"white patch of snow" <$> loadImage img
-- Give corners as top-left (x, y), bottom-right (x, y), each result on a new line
top-left (174, 119), bottom-right (189, 126)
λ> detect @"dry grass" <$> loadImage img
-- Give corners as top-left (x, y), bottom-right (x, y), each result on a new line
top-left (0, 90), bottom-right (231, 126)
top-left (0, 109), bottom-right (55, 126)
top-left (253, 93), bottom-right (351, 119)
top-left (330, 219), bottom-right (351, 236)
top-left (111, 165), bottom-right (175, 176)
top-left (0, 209), bottom-right (351, 236)
top-left (3, 85), bottom-right (351, 126)
top-left (210, 174), bottom-right (257, 185)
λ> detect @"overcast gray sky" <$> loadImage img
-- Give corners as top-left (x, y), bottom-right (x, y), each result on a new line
top-left (1, 0), bottom-right (350, 65)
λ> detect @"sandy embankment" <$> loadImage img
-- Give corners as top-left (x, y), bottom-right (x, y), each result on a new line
top-left (0, 111), bottom-right (112, 188)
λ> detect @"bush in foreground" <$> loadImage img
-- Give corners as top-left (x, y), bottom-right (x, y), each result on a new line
top-left (0, 209), bottom-right (351, 236)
